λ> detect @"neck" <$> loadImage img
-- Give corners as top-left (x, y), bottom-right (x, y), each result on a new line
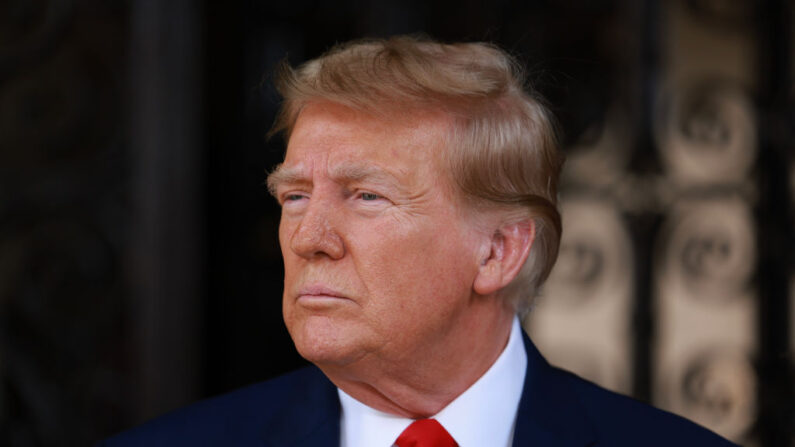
top-left (319, 302), bottom-right (515, 418)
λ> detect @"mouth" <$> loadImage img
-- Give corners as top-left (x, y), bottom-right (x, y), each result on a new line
top-left (295, 285), bottom-right (351, 308)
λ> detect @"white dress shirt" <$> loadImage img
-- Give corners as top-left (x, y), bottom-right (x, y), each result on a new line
top-left (338, 317), bottom-right (528, 447)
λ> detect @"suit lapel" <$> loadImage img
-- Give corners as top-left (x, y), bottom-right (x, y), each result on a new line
top-left (261, 367), bottom-right (341, 447)
top-left (512, 332), bottom-right (597, 447)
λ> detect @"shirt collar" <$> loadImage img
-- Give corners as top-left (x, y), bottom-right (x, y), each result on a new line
top-left (338, 317), bottom-right (528, 447)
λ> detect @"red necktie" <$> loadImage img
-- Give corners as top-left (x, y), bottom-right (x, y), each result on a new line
top-left (394, 419), bottom-right (459, 447)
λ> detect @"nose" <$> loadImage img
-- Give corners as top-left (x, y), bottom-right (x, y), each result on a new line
top-left (289, 197), bottom-right (345, 260)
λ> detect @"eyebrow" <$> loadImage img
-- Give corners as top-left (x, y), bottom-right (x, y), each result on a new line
top-left (266, 162), bottom-right (406, 198)
top-left (266, 164), bottom-right (304, 197)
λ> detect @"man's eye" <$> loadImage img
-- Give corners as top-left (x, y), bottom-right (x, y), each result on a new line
top-left (283, 193), bottom-right (306, 202)
top-left (360, 192), bottom-right (381, 201)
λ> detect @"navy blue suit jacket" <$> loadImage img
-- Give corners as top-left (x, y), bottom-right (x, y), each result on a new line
top-left (101, 333), bottom-right (736, 446)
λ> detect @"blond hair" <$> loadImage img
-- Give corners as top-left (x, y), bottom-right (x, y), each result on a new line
top-left (270, 35), bottom-right (562, 311)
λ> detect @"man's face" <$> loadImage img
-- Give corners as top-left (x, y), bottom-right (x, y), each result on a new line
top-left (271, 102), bottom-right (489, 370)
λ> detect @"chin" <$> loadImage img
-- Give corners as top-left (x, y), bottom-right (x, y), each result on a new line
top-left (288, 315), bottom-right (365, 367)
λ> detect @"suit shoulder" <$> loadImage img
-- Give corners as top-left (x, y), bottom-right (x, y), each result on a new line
top-left (553, 367), bottom-right (738, 447)
top-left (99, 366), bottom-right (326, 447)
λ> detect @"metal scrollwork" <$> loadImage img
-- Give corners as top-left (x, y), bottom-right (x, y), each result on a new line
top-left (563, 105), bottom-right (634, 186)
top-left (670, 348), bottom-right (756, 441)
top-left (544, 199), bottom-right (633, 308)
top-left (659, 197), bottom-right (755, 303)
top-left (655, 80), bottom-right (756, 186)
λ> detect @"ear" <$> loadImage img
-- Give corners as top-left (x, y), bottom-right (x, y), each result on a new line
top-left (473, 219), bottom-right (535, 296)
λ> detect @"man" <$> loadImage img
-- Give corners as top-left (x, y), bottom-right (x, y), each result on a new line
top-left (102, 36), bottom-right (736, 446)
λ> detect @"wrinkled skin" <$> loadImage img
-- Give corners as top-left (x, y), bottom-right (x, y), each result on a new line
top-left (270, 102), bottom-right (519, 417)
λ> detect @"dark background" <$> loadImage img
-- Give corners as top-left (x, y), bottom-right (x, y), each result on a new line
top-left (0, 0), bottom-right (792, 445)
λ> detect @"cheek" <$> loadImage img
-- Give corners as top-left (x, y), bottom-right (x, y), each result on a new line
top-left (278, 218), bottom-right (292, 255)
top-left (360, 218), bottom-right (479, 311)
top-left (279, 220), bottom-right (299, 323)
top-left (279, 220), bottom-right (299, 275)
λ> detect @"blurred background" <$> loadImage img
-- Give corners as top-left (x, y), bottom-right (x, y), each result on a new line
top-left (0, 0), bottom-right (793, 445)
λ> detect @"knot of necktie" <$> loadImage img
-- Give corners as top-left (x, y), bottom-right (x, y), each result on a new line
top-left (393, 418), bottom-right (459, 447)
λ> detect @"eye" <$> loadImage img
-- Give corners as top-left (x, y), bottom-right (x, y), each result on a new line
top-left (360, 192), bottom-right (381, 201)
top-left (281, 192), bottom-right (308, 204)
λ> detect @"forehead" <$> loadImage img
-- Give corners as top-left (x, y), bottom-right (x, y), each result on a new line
top-left (282, 102), bottom-right (451, 171)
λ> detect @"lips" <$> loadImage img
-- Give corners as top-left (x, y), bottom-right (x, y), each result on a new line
top-left (298, 285), bottom-right (348, 298)
top-left (295, 285), bottom-right (352, 308)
